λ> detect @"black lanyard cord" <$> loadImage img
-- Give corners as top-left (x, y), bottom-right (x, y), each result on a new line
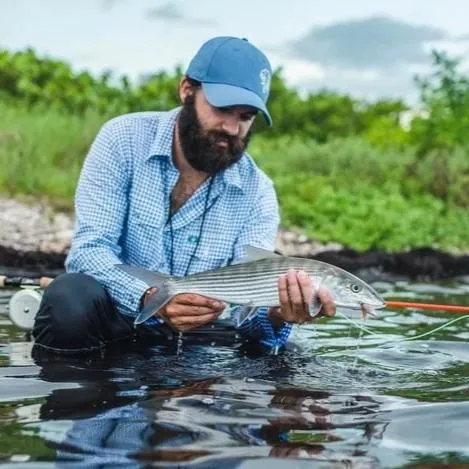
top-left (167, 176), bottom-right (214, 276)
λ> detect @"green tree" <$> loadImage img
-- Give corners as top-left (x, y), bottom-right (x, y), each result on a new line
top-left (410, 50), bottom-right (469, 154)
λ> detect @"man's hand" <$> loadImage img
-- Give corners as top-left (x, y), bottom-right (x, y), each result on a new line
top-left (143, 289), bottom-right (225, 332)
top-left (269, 269), bottom-right (336, 327)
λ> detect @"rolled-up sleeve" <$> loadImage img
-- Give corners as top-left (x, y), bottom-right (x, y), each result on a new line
top-left (233, 307), bottom-right (293, 350)
top-left (65, 119), bottom-right (148, 317)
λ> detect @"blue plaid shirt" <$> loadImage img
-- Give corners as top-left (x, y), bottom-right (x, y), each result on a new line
top-left (65, 107), bottom-right (292, 349)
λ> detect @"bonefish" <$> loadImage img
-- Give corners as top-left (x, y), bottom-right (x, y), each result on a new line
top-left (117, 246), bottom-right (385, 326)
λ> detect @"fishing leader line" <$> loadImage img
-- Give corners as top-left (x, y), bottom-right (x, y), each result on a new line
top-left (334, 311), bottom-right (469, 348)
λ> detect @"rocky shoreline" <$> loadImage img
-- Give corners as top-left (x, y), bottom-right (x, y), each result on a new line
top-left (1, 196), bottom-right (468, 280)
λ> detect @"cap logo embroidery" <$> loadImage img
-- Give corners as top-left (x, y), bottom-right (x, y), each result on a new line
top-left (259, 69), bottom-right (271, 95)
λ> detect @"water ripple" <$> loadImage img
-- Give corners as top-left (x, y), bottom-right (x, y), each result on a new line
top-left (0, 278), bottom-right (469, 466)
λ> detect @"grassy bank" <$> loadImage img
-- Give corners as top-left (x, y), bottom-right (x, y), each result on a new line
top-left (1, 102), bottom-right (468, 253)
top-left (0, 103), bottom-right (103, 207)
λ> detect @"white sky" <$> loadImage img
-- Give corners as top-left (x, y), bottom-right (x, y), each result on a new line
top-left (1, 0), bottom-right (468, 100)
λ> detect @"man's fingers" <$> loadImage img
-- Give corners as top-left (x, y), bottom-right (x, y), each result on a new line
top-left (173, 293), bottom-right (224, 310)
top-left (164, 304), bottom-right (224, 318)
top-left (171, 312), bottom-right (221, 329)
top-left (276, 270), bottom-right (336, 325)
top-left (278, 270), bottom-right (314, 323)
top-left (155, 294), bottom-right (226, 332)
top-left (287, 270), bottom-right (306, 321)
top-left (278, 274), bottom-right (289, 306)
top-left (297, 271), bottom-right (313, 307)
top-left (286, 269), bottom-right (302, 306)
top-left (317, 287), bottom-right (336, 317)
top-left (278, 274), bottom-right (293, 320)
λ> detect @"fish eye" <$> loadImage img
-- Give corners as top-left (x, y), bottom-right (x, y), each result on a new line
top-left (350, 283), bottom-right (362, 293)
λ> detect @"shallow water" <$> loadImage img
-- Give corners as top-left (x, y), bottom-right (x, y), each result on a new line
top-left (1, 275), bottom-right (469, 468)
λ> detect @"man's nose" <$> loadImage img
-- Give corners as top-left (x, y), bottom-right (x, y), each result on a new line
top-left (220, 115), bottom-right (240, 136)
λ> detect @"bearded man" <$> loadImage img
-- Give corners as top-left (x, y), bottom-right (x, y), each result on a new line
top-left (32, 36), bottom-right (335, 355)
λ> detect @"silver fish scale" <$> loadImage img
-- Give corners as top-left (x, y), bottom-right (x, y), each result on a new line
top-left (168, 257), bottom-right (343, 307)
top-left (118, 253), bottom-right (386, 325)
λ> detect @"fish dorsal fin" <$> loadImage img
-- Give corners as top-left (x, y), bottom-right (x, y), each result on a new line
top-left (235, 246), bottom-right (282, 264)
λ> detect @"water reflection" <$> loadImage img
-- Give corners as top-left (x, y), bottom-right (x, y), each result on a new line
top-left (0, 276), bottom-right (469, 467)
top-left (22, 345), bottom-right (388, 467)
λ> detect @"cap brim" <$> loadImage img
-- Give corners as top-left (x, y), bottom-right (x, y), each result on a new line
top-left (202, 82), bottom-right (272, 127)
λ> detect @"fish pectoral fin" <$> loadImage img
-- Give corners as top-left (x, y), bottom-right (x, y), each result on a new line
top-left (309, 297), bottom-right (323, 318)
top-left (232, 302), bottom-right (257, 327)
top-left (234, 246), bottom-right (282, 264)
top-left (116, 264), bottom-right (170, 286)
top-left (134, 283), bottom-right (172, 325)
top-left (115, 264), bottom-right (173, 326)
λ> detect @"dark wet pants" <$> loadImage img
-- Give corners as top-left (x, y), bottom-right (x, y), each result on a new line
top-left (32, 273), bottom-right (237, 355)
top-left (32, 273), bottom-right (154, 354)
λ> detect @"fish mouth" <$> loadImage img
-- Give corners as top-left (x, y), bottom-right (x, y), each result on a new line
top-left (360, 302), bottom-right (378, 318)
top-left (336, 301), bottom-right (386, 318)
top-left (337, 301), bottom-right (386, 311)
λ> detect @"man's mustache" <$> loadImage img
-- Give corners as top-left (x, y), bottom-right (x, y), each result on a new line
top-left (207, 131), bottom-right (244, 152)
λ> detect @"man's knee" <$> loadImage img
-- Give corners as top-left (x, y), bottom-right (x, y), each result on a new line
top-left (39, 272), bottom-right (108, 318)
top-left (32, 272), bottom-right (110, 350)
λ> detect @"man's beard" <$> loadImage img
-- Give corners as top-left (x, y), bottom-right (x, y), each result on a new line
top-left (177, 95), bottom-right (252, 174)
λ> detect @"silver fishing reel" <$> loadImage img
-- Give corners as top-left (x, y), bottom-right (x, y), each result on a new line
top-left (8, 288), bottom-right (43, 331)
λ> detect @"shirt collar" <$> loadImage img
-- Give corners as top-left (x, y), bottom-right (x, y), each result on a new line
top-left (146, 107), bottom-right (180, 162)
top-left (221, 161), bottom-right (243, 191)
top-left (146, 106), bottom-right (244, 192)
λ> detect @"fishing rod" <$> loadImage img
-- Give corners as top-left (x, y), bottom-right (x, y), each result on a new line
top-left (0, 275), bottom-right (53, 289)
top-left (385, 301), bottom-right (469, 314)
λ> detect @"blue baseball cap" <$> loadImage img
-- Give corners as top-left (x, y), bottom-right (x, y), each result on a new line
top-left (186, 36), bottom-right (273, 126)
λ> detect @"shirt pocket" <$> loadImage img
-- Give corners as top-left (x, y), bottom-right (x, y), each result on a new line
top-left (126, 198), bottom-right (166, 266)
top-left (179, 231), bottom-right (235, 274)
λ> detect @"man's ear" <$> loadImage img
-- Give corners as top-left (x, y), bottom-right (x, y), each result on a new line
top-left (179, 77), bottom-right (195, 103)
